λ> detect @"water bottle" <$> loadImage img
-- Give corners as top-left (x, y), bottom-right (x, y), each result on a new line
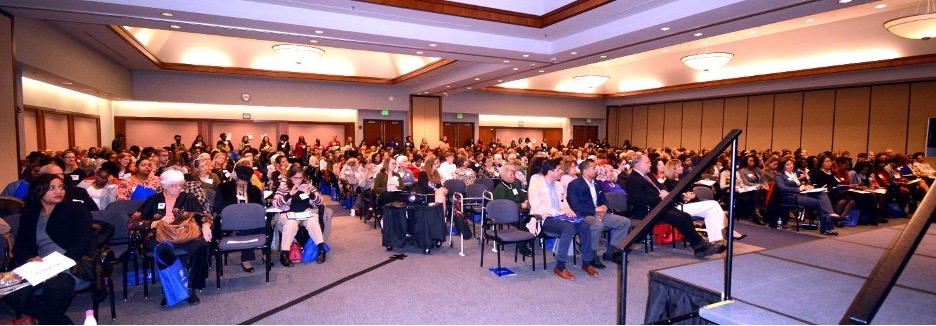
top-left (777, 216), bottom-right (783, 230)
top-left (83, 310), bottom-right (97, 325)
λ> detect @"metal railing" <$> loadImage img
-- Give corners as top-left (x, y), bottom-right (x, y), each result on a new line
top-left (616, 129), bottom-right (742, 324)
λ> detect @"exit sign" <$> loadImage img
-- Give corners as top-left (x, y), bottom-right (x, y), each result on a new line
top-left (457, 113), bottom-right (463, 119)
top-left (381, 110), bottom-right (390, 116)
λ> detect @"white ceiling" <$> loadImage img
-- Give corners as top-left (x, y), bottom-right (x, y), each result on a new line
top-left (1, 0), bottom-right (934, 99)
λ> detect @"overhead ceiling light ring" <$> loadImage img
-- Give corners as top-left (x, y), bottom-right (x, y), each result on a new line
top-left (885, 10), bottom-right (936, 40)
top-left (272, 44), bottom-right (325, 65)
top-left (681, 52), bottom-right (734, 71)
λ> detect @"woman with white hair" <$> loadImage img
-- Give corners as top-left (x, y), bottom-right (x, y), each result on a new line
top-left (130, 169), bottom-right (213, 306)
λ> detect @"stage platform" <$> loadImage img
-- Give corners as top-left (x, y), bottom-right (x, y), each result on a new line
top-left (645, 223), bottom-right (936, 324)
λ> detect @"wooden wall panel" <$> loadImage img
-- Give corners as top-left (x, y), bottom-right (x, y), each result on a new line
top-left (73, 116), bottom-right (99, 149)
top-left (700, 99), bottom-right (724, 151)
top-left (868, 84), bottom-right (910, 153)
top-left (411, 96), bottom-right (441, 146)
top-left (681, 101), bottom-right (703, 151)
top-left (631, 105), bottom-right (648, 148)
top-left (44, 113), bottom-right (69, 151)
top-left (723, 97), bottom-right (748, 149)
top-left (646, 104), bottom-right (665, 149)
top-left (618, 106), bottom-right (633, 147)
top-left (663, 103), bottom-right (682, 148)
top-left (772, 92), bottom-right (803, 151)
top-left (606, 108), bottom-right (619, 145)
top-left (802, 90), bottom-right (835, 152)
top-left (833, 87), bottom-right (871, 154)
top-left (22, 110), bottom-right (38, 154)
top-left (746, 94), bottom-right (774, 151)
top-left (908, 81), bottom-right (936, 155)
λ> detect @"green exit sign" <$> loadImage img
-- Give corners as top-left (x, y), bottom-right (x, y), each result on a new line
top-left (457, 113), bottom-right (463, 119)
top-left (381, 110), bottom-right (390, 116)
top-left (586, 118), bottom-right (592, 123)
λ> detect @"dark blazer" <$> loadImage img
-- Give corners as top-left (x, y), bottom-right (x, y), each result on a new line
top-left (66, 185), bottom-right (99, 212)
top-left (567, 177), bottom-right (607, 217)
top-left (213, 180), bottom-right (264, 214)
top-left (774, 172), bottom-right (803, 205)
top-left (623, 171), bottom-right (665, 219)
top-left (15, 201), bottom-right (95, 266)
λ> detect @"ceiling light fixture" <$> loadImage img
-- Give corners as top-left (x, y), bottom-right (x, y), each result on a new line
top-left (600, 55), bottom-right (607, 58)
top-left (169, 25), bottom-right (181, 29)
top-left (571, 51), bottom-right (578, 55)
top-left (272, 44), bottom-right (325, 65)
top-left (314, 30), bottom-right (324, 34)
top-left (694, 32), bottom-right (703, 36)
top-left (681, 51), bottom-right (734, 71)
top-left (884, 0), bottom-right (936, 40)
top-left (661, 27), bottom-right (671, 31)
top-left (474, 78), bottom-right (480, 80)
top-left (573, 66), bottom-right (609, 89)
top-left (839, 0), bottom-right (852, 3)
top-left (503, 60), bottom-right (510, 63)
top-left (429, 43), bottom-right (437, 47)
top-left (522, 54), bottom-right (530, 57)
top-left (512, 68), bottom-right (519, 70)
top-left (876, 4), bottom-right (887, 9)
top-left (416, 51), bottom-right (423, 54)
top-left (161, 12), bottom-right (173, 17)
top-left (310, 40), bottom-right (318, 43)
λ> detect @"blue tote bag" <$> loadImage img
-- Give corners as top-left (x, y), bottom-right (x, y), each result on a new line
top-left (301, 238), bottom-right (330, 263)
top-left (154, 242), bottom-right (190, 307)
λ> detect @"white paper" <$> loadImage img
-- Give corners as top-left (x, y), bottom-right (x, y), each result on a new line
top-left (695, 180), bottom-right (716, 187)
top-left (872, 188), bottom-right (887, 194)
top-left (848, 189), bottom-right (871, 194)
top-left (266, 207), bottom-right (283, 213)
top-left (13, 252), bottom-right (76, 286)
top-left (226, 239), bottom-right (259, 244)
top-left (287, 211), bottom-right (313, 220)
top-left (801, 187), bottom-right (827, 194)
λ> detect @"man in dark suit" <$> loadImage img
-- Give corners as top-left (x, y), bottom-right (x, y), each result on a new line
top-left (623, 154), bottom-right (725, 258)
top-left (567, 159), bottom-right (631, 267)
top-left (39, 163), bottom-right (98, 212)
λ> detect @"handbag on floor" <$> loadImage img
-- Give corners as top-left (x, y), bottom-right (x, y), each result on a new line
top-left (289, 241), bottom-right (303, 263)
top-left (154, 242), bottom-right (190, 307)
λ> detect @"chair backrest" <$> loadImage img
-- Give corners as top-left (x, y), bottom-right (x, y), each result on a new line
top-left (0, 196), bottom-right (24, 217)
top-left (105, 200), bottom-right (145, 217)
top-left (465, 183), bottom-right (487, 198)
top-left (2, 214), bottom-right (19, 238)
top-left (604, 192), bottom-right (629, 215)
top-left (443, 179), bottom-right (466, 195)
top-left (219, 203), bottom-right (267, 231)
top-left (485, 199), bottom-right (519, 225)
top-left (692, 186), bottom-right (715, 201)
top-left (474, 178), bottom-right (495, 192)
top-left (91, 210), bottom-right (130, 244)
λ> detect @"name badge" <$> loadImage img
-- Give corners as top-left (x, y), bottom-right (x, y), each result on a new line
top-left (236, 195), bottom-right (246, 202)
top-left (70, 175), bottom-right (79, 181)
top-left (72, 199), bottom-right (84, 203)
top-left (157, 203), bottom-right (166, 209)
top-left (748, 173), bottom-right (754, 177)
top-left (512, 189), bottom-right (518, 196)
top-left (299, 193), bottom-right (310, 200)
top-left (204, 178), bottom-right (213, 184)
top-left (223, 171), bottom-right (231, 177)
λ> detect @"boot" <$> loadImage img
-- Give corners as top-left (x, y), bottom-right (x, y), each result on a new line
top-left (280, 251), bottom-right (293, 267)
top-left (187, 289), bottom-right (200, 305)
top-left (316, 243), bottom-right (327, 264)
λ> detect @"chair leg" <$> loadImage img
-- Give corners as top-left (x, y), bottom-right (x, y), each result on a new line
top-left (530, 240), bottom-right (536, 272)
top-left (142, 258), bottom-right (149, 299)
top-left (108, 275), bottom-right (116, 319)
top-left (479, 234), bottom-right (485, 267)
top-left (495, 240), bottom-right (502, 275)
top-left (216, 251), bottom-right (223, 290)
top-left (541, 238), bottom-right (548, 270)
top-left (122, 259), bottom-right (128, 301)
top-left (265, 248), bottom-right (271, 284)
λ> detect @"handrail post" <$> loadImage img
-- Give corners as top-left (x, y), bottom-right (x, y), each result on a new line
top-left (616, 129), bottom-right (742, 325)
top-left (723, 138), bottom-right (738, 300)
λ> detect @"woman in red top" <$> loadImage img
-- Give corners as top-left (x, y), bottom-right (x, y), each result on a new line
top-left (871, 158), bottom-right (911, 217)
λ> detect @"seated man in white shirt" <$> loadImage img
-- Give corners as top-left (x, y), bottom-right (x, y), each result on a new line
top-left (438, 152), bottom-right (457, 181)
top-left (528, 158), bottom-right (596, 280)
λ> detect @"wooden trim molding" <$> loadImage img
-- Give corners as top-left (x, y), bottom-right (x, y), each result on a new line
top-left (354, 0), bottom-right (612, 28)
top-left (480, 86), bottom-right (606, 99)
top-left (110, 25), bottom-right (454, 85)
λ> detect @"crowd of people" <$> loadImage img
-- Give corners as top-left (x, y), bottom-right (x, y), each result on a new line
top-left (0, 130), bottom-right (931, 322)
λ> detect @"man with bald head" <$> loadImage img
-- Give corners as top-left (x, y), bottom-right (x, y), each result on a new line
top-left (39, 163), bottom-right (99, 211)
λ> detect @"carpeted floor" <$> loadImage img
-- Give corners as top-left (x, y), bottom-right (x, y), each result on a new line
top-left (0, 199), bottom-right (910, 325)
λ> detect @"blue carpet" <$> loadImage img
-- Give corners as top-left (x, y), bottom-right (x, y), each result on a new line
top-left (733, 222), bottom-right (822, 249)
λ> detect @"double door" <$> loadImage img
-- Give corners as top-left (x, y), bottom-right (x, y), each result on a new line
top-left (363, 119), bottom-right (403, 147)
top-left (442, 122), bottom-right (474, 149)
top-left (572, 126), bottom-right (599, 147)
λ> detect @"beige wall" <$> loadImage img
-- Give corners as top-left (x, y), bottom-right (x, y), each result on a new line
top-left (608, 80), bottom-right (936, 154)
top-left (125, 120), bottom-right (200, 149)
top-left (73, 116), bottom-right (99, 150)
top-left (44, 112), bottom-right (69, 151)
top-left (411, 96), bottom-right (441, 146)
top-left (496, 129), bottom-right (544, 145)
top-left (0, 14), bottom-right (16, 182)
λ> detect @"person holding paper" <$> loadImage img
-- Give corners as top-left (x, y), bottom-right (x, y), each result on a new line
top-left (811, 155), bottom-right (856, 226)
top-left (4, 174), bottom-right (95, 324)
top-left (272, 166), bottom-right (332, 266)
top-left (777, 158), bottom-right (840, 236)
top-left (215, 165), bottom-right (264, 273)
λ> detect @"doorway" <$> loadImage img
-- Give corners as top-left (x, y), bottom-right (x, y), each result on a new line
top-left (363, 119), bottom-right (404, 148)
top-left (443, 122), bottom-right (474, 149)
top-left (572, 125), bottom-right (599, 147)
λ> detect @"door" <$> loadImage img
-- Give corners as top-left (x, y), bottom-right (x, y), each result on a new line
top-left (363, 119), bottom-right (404, 147)
top-left (543, 128), bottom-right (563, 148)
top-left (479, 127), bottom-right (496, 147)
top-left (443, 122), bottom-right (474, 149)
top-left (572, 126), bottom-right (599, 147)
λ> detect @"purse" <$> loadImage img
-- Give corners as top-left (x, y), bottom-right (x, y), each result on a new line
top-left (155, 211), bottom-right (202, 244)
top-left (289, 241), bottom-right (302, 263)
top-left (154, 242), bottom-right (190, 307)
top-left (69, 254), bottom-right (96, 281)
